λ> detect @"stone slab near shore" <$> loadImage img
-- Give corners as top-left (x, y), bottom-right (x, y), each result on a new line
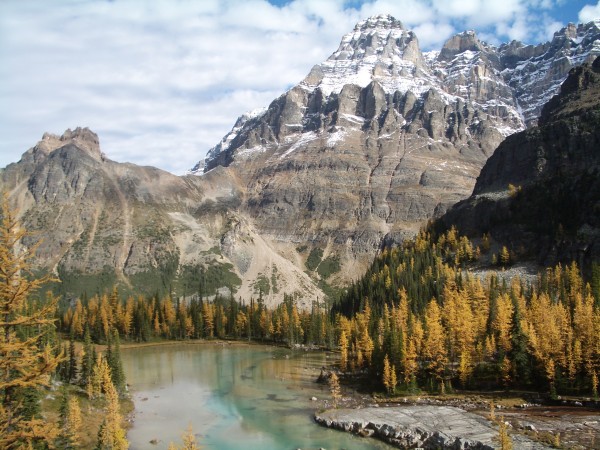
top-left (314, 405), bottom-right (552, 449)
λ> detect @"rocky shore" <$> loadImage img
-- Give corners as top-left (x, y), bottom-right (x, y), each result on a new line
top-left (314, 405), bottom-right (553, 449)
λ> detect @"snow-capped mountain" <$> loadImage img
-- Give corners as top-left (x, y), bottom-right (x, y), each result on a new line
top-left (194, 15), bottom-right (600, 175)
top-left (4, 16), bottom-right (598, 306)
top-left (182, 17), bottom-right (600, 287)
top-left (499, 20), bottom-right (600, 125)
top-left (301, 15), bottom-right (433, 97)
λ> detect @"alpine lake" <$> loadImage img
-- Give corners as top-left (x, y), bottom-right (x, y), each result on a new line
top-left (122, 342), bottom-right (393, 450)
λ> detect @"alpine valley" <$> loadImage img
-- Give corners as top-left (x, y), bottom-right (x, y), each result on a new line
top-left (2, 15), bottom-right (600, 306)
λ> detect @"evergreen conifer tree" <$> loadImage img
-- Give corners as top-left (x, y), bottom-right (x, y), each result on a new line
top-left (68, 336), bottom-right (78, 383)
top-left (81, 325), bottom-right (94, 386)
top-left (108, 330), bottom-right (126, 394)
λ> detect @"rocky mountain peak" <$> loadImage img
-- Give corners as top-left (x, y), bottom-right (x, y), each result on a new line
top-left (302, 14), bottom-right (426, 96)
top-left (190, 18), bottom-right (600, 287)
top-left (198, 18), bottom-right (600, 177)
top-left (13, 127), bottom-right (104, 170)
top-left (560, 22), bottom-right (579, 40)
top-left (330, 13), bottom-right (410, 64)
top-left (30, 127), bottom-right (104, 163)
top-left (59, 127), bottom-right (103, 161)
top-left (500, 20), bottom-right (600, 126)
top-left (355, 14), bottom-right (405, 31)
top-left (439, 30), bottom-right (486, 61)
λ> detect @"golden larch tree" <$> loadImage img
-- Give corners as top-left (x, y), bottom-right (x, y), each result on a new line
top-left (168, 424), bottom-right (201, 450)
top-left (338, 330), bottom-right (349, 372)
top-left (496, 416), bottom-right (513, 450)
top-left (329, 372), bottom-right (341, 408)
top-left (0, 195), bottom-right (63, 448)
top-left (422, 299), bottom-right (447, 392)
top-left (382, 354), bottom-right (393, 394)
top-left (63, 396), bottom-right (82, 448)
top-left (96, 378), bottom-right (128, 449)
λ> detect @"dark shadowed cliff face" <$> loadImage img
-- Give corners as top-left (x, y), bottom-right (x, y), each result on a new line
top-left (439, 57), bottom-right (600, 269)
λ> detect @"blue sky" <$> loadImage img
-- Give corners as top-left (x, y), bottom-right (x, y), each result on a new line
top-left (1, 0), bottom-right (599, 174)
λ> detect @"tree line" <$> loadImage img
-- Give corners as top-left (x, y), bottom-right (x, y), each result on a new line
top-left (60, 289), bottom-right (335, 349)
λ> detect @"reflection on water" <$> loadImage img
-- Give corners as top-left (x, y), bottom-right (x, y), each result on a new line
top-left (122, 343), bottom-right (392, 450)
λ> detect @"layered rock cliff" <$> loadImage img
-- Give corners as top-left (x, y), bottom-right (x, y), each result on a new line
top-left (192, 15), bottom-right (600, 281)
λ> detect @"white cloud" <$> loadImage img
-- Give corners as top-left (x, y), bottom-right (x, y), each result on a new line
top-left (412, 22), bottom-right (456, 49)
top-left (0, 0), bottom-right (586, 174)
top-left (579, 1), bottom-right (600, 23)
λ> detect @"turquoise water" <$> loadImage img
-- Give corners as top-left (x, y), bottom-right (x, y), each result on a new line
top-left (122, 343), bottom-right (392, 450)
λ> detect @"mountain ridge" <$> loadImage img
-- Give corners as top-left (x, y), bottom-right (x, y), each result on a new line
top-left (196, 16), bottom-right (600, 175)
top-left (2, 16), bottom-right (600, 305)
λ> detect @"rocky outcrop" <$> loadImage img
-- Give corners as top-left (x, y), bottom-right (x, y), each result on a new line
top-left (315, 406), bottom-right (551, 449)
top-left (438, 57), bottom-right (600, 270)
top-left (199, 18), bottom-right (600, 174)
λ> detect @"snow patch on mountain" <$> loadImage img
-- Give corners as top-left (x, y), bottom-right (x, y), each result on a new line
top-left (280, 132), bottom-right (318, 158)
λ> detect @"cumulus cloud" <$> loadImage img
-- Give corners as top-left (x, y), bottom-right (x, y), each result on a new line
top-left (579, 1), bottom-right (600, 22)
top-left (412, 22), bottom-right (456, 49)
top-left (0, 0), bottom-right (586, 174)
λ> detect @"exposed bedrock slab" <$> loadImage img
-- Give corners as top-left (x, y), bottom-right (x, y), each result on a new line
top-left (314, 405), bottom-right (552, 449)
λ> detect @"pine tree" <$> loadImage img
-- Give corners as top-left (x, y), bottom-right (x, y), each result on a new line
top-left (500, 246), bottom-right (510, 266)
top-left (202, 302), bottom-right (214, 338)
top-left (181, 423), bottom-right (200, 450)
top-left (168, 424), bottom-right (201, 450)
top-left (496, 416), bottom-right (513, 450)
top-left (68, 337), bottom-right (78, 383)
top-left (108, 330), bottom-right (126, 394)
top-left (382, 354), bottom-right (393, 394)
top-left (422, 300), bottom-right (447, 391)
top-left (0, 195), bottom-right (63, 448)
top-left (390, 364), bottom-right (397, 394)
top-left (338, 330), bottom-right (349, 372)
top-left (60, 395), bottom-right (82, 449)
top-left (81, 325), bottom-right (94, 386)
top-left (91, 354), bottom-right (112, 399)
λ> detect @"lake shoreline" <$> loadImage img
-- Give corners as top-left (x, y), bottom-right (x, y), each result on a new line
top-left (122, 342), bottom-right (394, 449)
top-left (119, 341), bottom-right (599, 449)
top-left (314, 388), bottom-right (600, 449)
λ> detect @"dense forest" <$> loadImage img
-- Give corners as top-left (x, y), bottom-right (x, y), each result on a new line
top-left (0, 196), bottom-right (133, 449)
top-left (333, 228), bottom-right (600, 396)
top-left (59, 290), bottom-right (334, 348)
top-left (1, 197), bottom-right (203, 449)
